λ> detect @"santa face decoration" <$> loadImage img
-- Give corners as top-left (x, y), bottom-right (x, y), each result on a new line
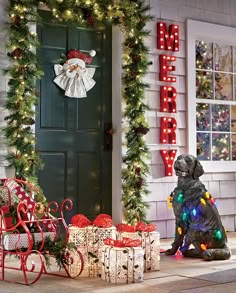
top-left (53, 49), bottom-right (96, 98)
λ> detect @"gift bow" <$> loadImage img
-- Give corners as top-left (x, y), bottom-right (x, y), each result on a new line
top-left (104, 237), bottom-right (141, 247)
top-left (116, 222), bottom-right (156, 233)
top-left (70, 213), bottom-right (114, 228)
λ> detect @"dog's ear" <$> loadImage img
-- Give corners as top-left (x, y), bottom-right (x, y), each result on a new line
top-left (193, 159), bottom-right (204, 179)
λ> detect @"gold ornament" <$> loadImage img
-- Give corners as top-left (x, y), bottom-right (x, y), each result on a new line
top-left (63, 10), bottom-right (72, 20)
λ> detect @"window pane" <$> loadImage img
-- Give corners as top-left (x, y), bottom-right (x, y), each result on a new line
top-left (215, 73), bottom-right (233, 101)
top-left (196, 40), bottom-right (212, 70)
top-left (196, 103), bottom-right (210, 131)
top-left (197, 132), bottom-right (210, 160)
top-left (196, 71), bottom-right (213, 99)
top-left (212, 104), bottom-right (230, 131)
top-left (214, 44), bottom-right (232, 72)
top-left (232, 106), bottom-right (236, 132)
top-left (232, 134), bottom-right (236, 160)
top-left (212, 133), bottom-right (230, 160)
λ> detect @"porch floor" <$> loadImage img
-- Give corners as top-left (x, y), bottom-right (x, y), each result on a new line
top-left (1, 233), bottom-right (236, 292)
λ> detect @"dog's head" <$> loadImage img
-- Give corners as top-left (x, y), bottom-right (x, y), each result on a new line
top-left (174, 154), bottom-right (204, 179)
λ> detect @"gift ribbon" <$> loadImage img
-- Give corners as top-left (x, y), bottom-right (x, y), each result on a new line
top-left (116, 222), bottom-right (156, 233)
top-left (104, 237), bottom-right (141, 247)
top-left (70, 213), bottom-right (114, 228)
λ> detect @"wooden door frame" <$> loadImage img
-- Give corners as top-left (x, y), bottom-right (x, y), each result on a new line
top-left (111, 26), bottom-right (122, 225)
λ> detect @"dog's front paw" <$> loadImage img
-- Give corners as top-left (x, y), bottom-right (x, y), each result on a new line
top-left (165, 248), bottom-right (178, 255)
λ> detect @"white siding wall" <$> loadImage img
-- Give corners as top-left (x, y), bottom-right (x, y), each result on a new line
top-left (145, 0), bottom-right (236, 237)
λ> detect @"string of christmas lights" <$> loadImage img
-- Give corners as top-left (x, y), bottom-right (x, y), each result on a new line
top-left (4, 0), bottom-right (153, 224)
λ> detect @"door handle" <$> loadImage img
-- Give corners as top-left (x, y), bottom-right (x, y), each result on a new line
top-left (104, 123), bottom-right (114, 151)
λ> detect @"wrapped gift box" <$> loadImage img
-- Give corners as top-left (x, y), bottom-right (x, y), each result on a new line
top-left (118, 231), bottom-right (160, 271)
top-left (69, 225), bottom-right (117, 277)
top-left (2, 231), bottom-right (55, 250)
top-left (101, 246), bottom-right (144, 283)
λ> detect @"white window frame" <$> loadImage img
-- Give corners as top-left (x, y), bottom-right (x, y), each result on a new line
top-left (187, 19), bottom-right (236, 173)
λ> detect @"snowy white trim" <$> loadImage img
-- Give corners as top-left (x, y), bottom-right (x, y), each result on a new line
top-left (186, 19), bottom-right (236, 173)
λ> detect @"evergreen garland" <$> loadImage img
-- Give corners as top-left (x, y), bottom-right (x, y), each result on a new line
top-left (4, 0), bottom-right (153, 224)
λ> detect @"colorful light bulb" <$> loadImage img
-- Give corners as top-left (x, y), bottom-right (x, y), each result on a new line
top-left (177, 193), bottom-right (184, 203)
top-left (200, 198), bottom-right (206, 205)
top-left (182, 212), bottom-right (187, 221)
top-left (215, 230), bottom-right (222, 240)
top-left (177, 227), bottom-right (182, 235)
top-left (201, 244), bottom-right (207, 251)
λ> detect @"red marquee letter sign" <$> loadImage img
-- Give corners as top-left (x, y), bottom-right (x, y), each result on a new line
top-left (160, 86), bottom-right (177, 113)
top-left (160, 117), bottom-right (177, 144)
top-left (160, 150), bottom-right (177, 176)
top-left (157, 22), bottom-right (179, 51)
top-left (159, 55), bottom-right (176, 82)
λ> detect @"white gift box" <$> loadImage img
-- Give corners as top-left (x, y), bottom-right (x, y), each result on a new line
top-left (118, 231), bottom-right (160, 271)
top-left (101, 246), bottom-right (144, 283)
top-left (2, 232), bottom-right (55, 250)
top-left (69, 225), bottom-right (117, 277)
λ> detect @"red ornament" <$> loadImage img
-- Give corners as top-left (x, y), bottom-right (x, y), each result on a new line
top-left (136, 126), bottom-right (149, 135)
top-left (86, 15), bottom-right (95, 27)
top-left (12, 48), bottom-right (23, 59)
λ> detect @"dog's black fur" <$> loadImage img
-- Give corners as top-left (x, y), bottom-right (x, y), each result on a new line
top-left (165, 154), bottom-right (231, 261)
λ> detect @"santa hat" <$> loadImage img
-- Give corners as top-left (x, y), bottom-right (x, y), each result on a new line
top-left (67, 49), bottom-right (96, 65)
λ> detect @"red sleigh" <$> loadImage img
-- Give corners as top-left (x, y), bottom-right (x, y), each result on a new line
top-left (0, 178), bottom-right (84, 285)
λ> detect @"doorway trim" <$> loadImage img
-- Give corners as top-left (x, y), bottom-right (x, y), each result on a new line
top-left (112, 26), bottom-right (122, 224)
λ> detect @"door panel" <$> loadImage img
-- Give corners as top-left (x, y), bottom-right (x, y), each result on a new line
top-left (36, 11), bottom-right (112, 220)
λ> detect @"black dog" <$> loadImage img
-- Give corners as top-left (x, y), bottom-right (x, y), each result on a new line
top-left (166, 154), bottom-right (231, 261)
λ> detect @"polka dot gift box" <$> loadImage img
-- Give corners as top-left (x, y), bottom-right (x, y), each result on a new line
top-left (4, 179), bottom-right (36, 210)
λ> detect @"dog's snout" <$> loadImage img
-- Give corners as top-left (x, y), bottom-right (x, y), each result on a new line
top-left (175, 160), bottom-right (182, 168)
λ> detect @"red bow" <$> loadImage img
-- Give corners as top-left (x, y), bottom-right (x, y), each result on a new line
top-left (93, 214), bottom-right (114, 228)
top-left (116, 222), bottom-right (156, 233)
top-left (104, 237), bottom-right (141, 247)
top-left (71, 214), bottom-right (92, 228)
top-left (70, 213), bottom-right (114, 228)
top-left (116, 223), bottom-right (136, 232)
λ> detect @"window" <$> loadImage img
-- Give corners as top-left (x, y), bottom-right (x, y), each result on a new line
top-left (187, 19), bottom-right (236, 172)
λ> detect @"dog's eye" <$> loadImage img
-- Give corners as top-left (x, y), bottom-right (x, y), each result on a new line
top-left (185, 157), bottom-right (192, 163)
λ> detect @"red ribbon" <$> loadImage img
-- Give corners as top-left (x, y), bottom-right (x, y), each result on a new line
top-left (116, 222), bottom-right (156, 233)
top-left (104, 237), bottom-right (141, 247)
top-left (116, 223), bottom-right (136, 232)
top-left (93, 214), bottom-right (114, 228)
top-left (70, 213), bottom-right (114, 228)
top-left (70, 214), bottom-right (92, 228)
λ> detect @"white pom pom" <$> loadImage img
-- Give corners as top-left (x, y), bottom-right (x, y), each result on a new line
top-left (89, 50), bottom-right (96, 57)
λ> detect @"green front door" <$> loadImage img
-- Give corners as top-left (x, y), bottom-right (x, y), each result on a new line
top-left (36, 11), bottom-right (112, 220)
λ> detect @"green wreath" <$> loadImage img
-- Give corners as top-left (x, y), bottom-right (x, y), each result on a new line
top-left (4, 0), bottom-right (153, 224)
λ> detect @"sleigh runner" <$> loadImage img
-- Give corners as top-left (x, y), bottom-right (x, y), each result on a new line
top-left (0, 178), bottom-right (84, 285)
